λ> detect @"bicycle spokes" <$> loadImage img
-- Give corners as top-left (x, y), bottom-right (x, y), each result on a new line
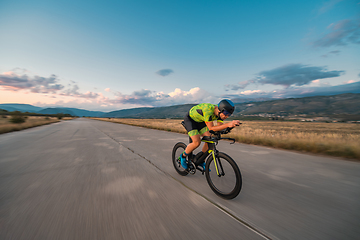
top-left (216, 157), bottom-right (225, 177)
top-left (205, 152), bottom-right (242, 199)
top-left (172, 142), bottom-right (190, 176)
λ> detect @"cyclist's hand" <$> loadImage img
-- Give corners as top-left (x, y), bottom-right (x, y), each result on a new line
top-left (229, 120), bottom-right (241, 128)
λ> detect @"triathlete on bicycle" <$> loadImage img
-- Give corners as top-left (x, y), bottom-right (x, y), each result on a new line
top-left (180, 99), bottom-right (241, 170)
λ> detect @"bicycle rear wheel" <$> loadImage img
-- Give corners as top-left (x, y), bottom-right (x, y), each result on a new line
top-left (172, 142), bottom-right (189, 176)
top-left (205, 152), bottom-right (242, 199)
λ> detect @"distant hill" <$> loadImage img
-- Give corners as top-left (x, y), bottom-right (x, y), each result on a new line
top-left (102, 104), bottom-right (195, 118)
top-left (1, 93), bottom-right (359, 120)
top-left (232, 93), bottom-right (360, 118)
top-left (38, 108), bottom-right (105, 117)
top-left (101, 93), bottom-right (360, 120)
top-left (0, 104), bottom-right (105, 117)
top-left (38, 108), bottom-right (76, 115)
top-left (0, 103), bottom-right (43, 112)
top-left (231, 97), bottom-right (272, 104)
top-left (103, 94), bottom-right (360, 120)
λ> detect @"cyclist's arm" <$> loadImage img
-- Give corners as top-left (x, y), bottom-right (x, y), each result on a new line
top-left (205, 120), bottom-right (240, 132)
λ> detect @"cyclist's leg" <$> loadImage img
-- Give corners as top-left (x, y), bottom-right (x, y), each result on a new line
top-left (200, 131), bottom-right (210, 153)
top-left (182, 114), bottom-right (205, 156)
top-left (199, 131), bottom-right (211, 170)
top-left (184, 134), bottom-right (201, 155)
top-left (185, 125), bottom-right (210, 155)
top-left (180, 134), bottom-right (200, 169)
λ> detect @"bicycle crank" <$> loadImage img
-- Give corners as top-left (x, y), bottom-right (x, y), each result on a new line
top-left (187, 162), bottom-right (196, 175)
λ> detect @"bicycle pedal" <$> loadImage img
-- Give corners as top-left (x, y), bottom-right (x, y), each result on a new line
top-left (195, 166), bottom-right (204, 173)
top-left (187, 162), bottom-right (196, 175)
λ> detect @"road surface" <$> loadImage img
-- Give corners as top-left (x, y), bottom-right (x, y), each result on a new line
top-left (0, 118), bottom-right (359, 240)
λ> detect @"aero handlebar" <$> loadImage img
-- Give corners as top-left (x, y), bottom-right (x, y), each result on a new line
top-left (209, 127), bottom-right (236, 144)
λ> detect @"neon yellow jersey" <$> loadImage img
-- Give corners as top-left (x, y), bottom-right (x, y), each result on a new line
top-left (189, 103), bottom-right (223, 123)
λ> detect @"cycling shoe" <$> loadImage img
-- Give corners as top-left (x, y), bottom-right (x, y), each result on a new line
top-left (200, 162), bottom-right (211, 172)
top-left (180, 154), bottom-right (188, 169)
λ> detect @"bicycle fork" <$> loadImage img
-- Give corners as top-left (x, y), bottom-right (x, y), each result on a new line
top-left (208, 150), bottom-right (224, 177)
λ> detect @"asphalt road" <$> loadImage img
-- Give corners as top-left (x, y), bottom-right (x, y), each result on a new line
top-left (0, 118), bottom-right (359, 240)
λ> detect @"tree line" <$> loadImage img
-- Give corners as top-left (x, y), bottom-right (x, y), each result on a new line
top-left (0, 109), bottom-right (74, 123)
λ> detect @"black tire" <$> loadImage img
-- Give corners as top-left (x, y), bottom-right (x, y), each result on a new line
top-left (205, 152), bottom-right (242, 199)
top-left (172, 142), bottom-right (189, 176)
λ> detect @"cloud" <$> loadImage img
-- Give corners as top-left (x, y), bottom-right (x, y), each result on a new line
top-left (223, 81), bottom-right (360, 100)
top-left (254, 64), bottom-right (344, 87)
top-left (167, 87), bottom-right (214, 102)
top-left (0, 69), bottom-right (219, 110)
top-left (0, 71), bottom-right (64, 93)
top-left (318, 0), bottom-right (344, 15)
top-left (239, 90), bottom-right (264, 95)
top-left (226, 64), bottom-right (344, 90)
top-left (225, 80), bottom-right (256, 91)
top-left (278, 81), bottom-right (360, 98)
top-left (32, 81), bottom-right (359, 112)
top-left (31, 87), bottom-right (219, 111)
top-left (61, 84), bottom-right (80, 95)
top-left (109, 87), bottom-right (218, 107)
top-left (0, 70), bottom-right (102, 100)
top-left (156, 69), bottom-right (174, 76)
top-left (60, 83), bottom-right (99, 99)
top-left (313, 18), bottom-right (360, 47)
top-left (344, 80), bottom-right (355, 84)
top-left (111, 89), bottom-right (168, 106)
top-left (81, 91), bottom-right (100, 98)
top-left (321, 50), bottom-right (340, 58)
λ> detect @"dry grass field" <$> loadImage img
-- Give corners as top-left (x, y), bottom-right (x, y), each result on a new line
top-left (0, 116), bottom-right (62, 134)
top-left (92, 118), bottom-right (360, 160)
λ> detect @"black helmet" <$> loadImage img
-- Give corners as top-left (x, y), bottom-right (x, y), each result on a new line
top-left (218, 99), bottom-right (235, 116)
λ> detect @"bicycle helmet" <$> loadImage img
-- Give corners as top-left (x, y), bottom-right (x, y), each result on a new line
top-left (218, 99), bottom-right (235, 116)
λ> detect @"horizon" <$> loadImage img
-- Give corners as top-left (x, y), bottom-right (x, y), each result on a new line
top-left (1, 92), bottom-right (359, 113)
top-left (1, 0), bottom-right (360, 111)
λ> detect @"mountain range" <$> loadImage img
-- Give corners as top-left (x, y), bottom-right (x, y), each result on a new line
top-left (1, 93), bottom-right (359, 121)
top-left (0, 104), bottom-right (43, 113)
top-left (0, 104), bottom-right (104, 117)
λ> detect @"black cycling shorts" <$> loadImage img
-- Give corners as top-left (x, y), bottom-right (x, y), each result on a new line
top-left (183, 113), bottom-right (208, 137)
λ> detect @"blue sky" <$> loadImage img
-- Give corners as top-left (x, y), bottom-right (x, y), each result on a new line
top-left (0, 0), bottom-right (359, 111)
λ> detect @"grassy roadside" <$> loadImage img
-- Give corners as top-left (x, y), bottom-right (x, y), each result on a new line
top-left (0, 116), bottom-right (73, 134)
top-left (91, 118), bottom-right (360, 160)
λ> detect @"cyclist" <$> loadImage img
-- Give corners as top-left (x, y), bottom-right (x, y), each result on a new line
top-left (180, 99), bottom-right (241, 170)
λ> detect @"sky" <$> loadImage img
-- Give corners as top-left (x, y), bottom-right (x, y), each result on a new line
top-left (0, 0), bottom-right (359, 111)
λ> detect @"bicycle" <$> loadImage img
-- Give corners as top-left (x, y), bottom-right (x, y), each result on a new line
top-left (172, 121), bottom-right (242, 199)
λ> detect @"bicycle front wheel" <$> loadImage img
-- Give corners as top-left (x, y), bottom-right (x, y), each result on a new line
top-left (205, 152), bottom-right (242, 199)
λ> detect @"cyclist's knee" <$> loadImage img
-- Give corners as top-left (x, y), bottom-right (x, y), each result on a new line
top-left (192, 140), bottom-right (201, 148)
top-left (202, 131), bottom-right (211, 137)
top-left (191, 138), bottom-right (201, 148)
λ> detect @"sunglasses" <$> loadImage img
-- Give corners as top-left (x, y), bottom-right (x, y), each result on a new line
top-left (222, 110), bottom-right (232, 117)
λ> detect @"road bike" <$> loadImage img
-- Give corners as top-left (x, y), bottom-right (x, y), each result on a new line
top-left (172, 122), bottom-right (242, 199)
